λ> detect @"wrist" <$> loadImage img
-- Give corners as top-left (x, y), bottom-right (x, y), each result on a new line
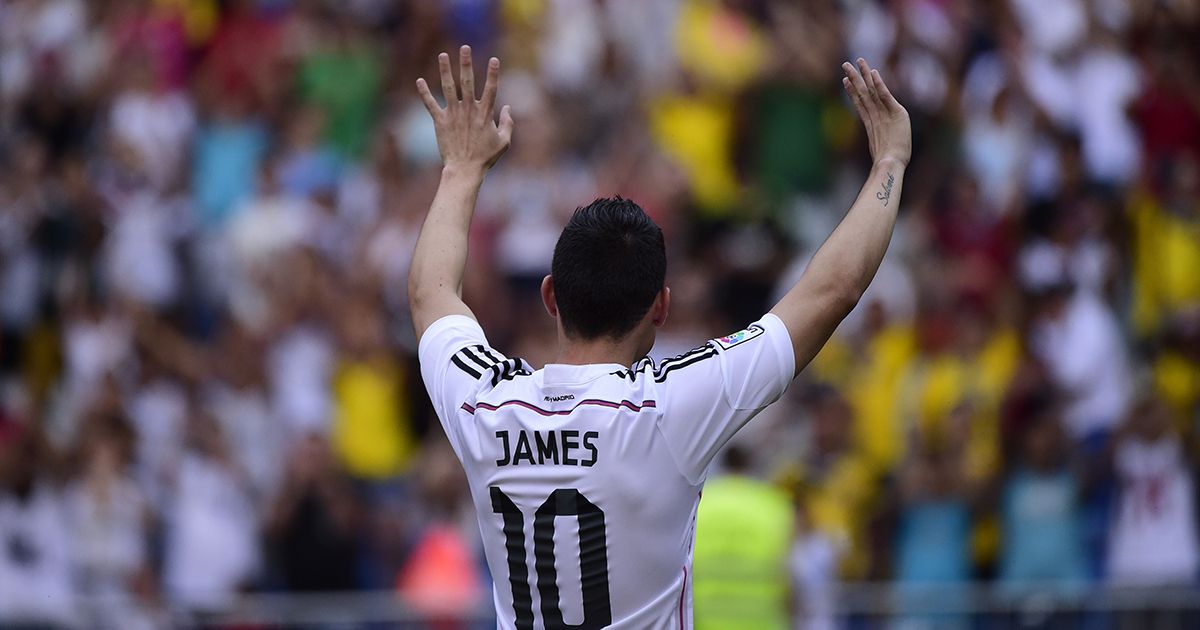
top-left (873, 155), bottom-right (908, 171)
top-left (441, 162), bottom-right (487, 182)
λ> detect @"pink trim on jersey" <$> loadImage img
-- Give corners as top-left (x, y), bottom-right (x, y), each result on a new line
top-left (459, 398), bottom-right (657, 416)
top-left (678, 565), bottom-right (688, 629)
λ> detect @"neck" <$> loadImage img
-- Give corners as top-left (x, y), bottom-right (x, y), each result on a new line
top-left (555, 334), bottom-right (643, 367)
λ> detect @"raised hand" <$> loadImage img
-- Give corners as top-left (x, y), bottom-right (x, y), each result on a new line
top-left (417, 46), bottom-right (514, 172)
top-left (842, 58), bottom-right (911, 167)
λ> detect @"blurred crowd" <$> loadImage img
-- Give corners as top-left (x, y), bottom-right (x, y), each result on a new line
top-left (0, 0), bottom-right (1199, 627)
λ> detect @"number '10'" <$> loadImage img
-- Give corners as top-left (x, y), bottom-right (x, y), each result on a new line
top-left (490, 486), bottom-right (612, 629)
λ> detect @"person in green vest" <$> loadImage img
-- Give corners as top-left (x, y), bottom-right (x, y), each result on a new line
top-left (693, 445), bottom-right (795, 629)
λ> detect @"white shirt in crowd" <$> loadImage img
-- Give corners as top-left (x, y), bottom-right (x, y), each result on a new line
top-left (103, 192), bottom-right (186, 308)
top-left (1108, 437), bottom-right (1200, 584)
top-left (62, 313), bottom-right (131, 397)
top-left (1074, 45), bottom-right (1142, 185)
top-left (1031, 293), bottom-right (1131, 439)
top-left (420, 313), bottom-right (794, 629)
top-left (791, 531), bottom-right (842, 630)
top-left (164, 453), bottom-right (259, 612)
top-left (268, 325), bottom-right (335, 436)
top-left (204, 382), bottom-right (284, 501)
top-left (65, 477), bottom-right (146, 592)
top-left (481, 165), bottom-right (594, 279)
top-left (128, 378), bottom-right (189, 510)
top-left (109, 89), bottom-right (196, 190)
top-left (1019, 238), bottom-right (1114, 300)
top-left (0, 483), bottom-right (76, 625)
top-left (66, 474), bottom-right (160, 630)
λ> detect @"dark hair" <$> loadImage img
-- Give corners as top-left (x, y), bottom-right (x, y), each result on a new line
top-left (551, 197), bottom-right (666, 339)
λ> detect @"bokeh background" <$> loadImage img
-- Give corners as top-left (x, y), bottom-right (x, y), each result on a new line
top-left (1, 0), bottom-right (1199, 627)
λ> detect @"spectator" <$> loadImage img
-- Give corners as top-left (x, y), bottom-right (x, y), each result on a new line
top-left (998, 398), bottom-right (1087, 589)
top-left (1128, 156), bottom-right (1200, 338)
top-left (296, 13), bottom-right (382, 158)
top-left (190, 94), bottom-right (269, 229)
top-left (1073, 25), bottom-right (1143, 187)
top-left (331, 290), bottom-right (416, 479)
top-left (1025, 274), bottom-right (1131, 443)
top-left (65, 414), bottom-right (158, 629)
top-left (790, 385), bottom-right (877, 580)
top-left (895, 440), bottom-right (971, 586)
top-left (267, 433), bottom-right (360, 592)
top-left (962, 86), bottom-right (1034, 216)
top-left (1107, 396), bottom-right (1200, 584)
top-left (1150, 310), bottom-right (1200, 428)
top-left (101, 191), bottom-right (186, 309)
top-left (480, 101), bottom-right (594, 295)
top-left (106, 56), bottom-right (195, 191)
top-left (0, 137), bottom-right (53, 339)
top-left (0, 426), bottom-right (75, 626)
top-left (274, 106), bottom-right (343, 200)
top-left (789, 494), bottom-right (841, 630)
top-left (202, 319), bottom-right (282, 502)
top-left (692, 445), bottom-right (794, 630)
top-left (163, 409), bottom-right (259, 615)
top-left (893, 423), bottom-right (974, 630)
top-left (396, 438), bottom-right (484, 621)
top-left (125, 348), bottom-right (187, 511)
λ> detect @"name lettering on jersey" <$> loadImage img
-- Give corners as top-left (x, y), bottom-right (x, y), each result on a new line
top-left (714, 324), bottom-right (765, 350)
top-left (495, 430), bottom-right (599, 467)
top-left (544, 394), bottom-right (575, 402)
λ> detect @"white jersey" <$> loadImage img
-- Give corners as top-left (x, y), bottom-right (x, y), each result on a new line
top-left (419, 313), bottom-right (795, 629)
top-left (1107, 437), bottom-right (1200, 583)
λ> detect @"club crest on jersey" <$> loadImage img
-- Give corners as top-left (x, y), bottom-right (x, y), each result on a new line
top-left (715, 324), bottom-right (764, 349)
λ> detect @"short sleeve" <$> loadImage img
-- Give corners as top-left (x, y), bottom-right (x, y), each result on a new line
top-left (652, 314), bottom-right (795, 483)
top-left (418, 315), bottom-right (509, 452)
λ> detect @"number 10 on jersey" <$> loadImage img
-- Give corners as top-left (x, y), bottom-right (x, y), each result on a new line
top-left (490, 486), bottom-right (613, 629)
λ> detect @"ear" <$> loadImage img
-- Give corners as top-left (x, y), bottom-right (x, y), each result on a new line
top-left (541, 275), bottom-right (558, 318)
top-left (652, 286), bottom-right (670, 327)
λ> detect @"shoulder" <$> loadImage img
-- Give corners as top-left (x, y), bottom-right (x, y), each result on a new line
top-left (610, 344), bottom-right (721, 385)
top-left (448, 345), bottom-right (535, 390)
top-left (418, 316), bottom-right (531, 384)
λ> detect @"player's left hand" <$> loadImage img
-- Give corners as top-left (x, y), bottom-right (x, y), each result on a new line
top-left (842, 58), bottom-right (911, 168)
top-left (417, 45), bottom-right (514, 172)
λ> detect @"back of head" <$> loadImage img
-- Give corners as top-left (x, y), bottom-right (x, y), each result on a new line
top-left (551, 197), bottom-right (666, 340)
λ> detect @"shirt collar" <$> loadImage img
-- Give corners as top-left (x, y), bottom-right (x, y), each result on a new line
top-left (541, 362), bottom-right (629, 385)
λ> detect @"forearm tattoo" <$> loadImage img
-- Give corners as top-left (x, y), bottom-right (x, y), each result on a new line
top-left (876, 172), bottom-right (895, 207)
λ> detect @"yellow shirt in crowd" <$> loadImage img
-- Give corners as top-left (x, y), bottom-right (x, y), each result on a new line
top-left (333, 358), bottom-right (415, 479)
top-left (1130, 191), bottom-right (1200, 336)
top-left (693, 475), bottom-right (794, 630)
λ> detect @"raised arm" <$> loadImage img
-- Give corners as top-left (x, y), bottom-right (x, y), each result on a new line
top-left (408, 46), bottom-right (514, 341)
top-left (769, 59), bottom-right (912, 375)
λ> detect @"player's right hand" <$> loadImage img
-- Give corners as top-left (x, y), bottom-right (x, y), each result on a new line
top-left (417, 45), bottom-right (514, 173)
top-left (842, 58), bottom-right (911, 167)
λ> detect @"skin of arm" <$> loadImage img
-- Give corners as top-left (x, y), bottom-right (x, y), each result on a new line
top-left (770, 58), bottom-right (913, 376)
top-left (408, 46), bottom-right (514, 341)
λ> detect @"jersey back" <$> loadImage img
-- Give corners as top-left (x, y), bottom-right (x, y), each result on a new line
top-left (418, 314), bottom-right (794, 629)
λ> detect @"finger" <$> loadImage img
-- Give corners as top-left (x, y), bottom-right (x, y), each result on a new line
top-left (872, 69), bottom-right (903, 113)
top-left (842, 76), bottom-right (868, 120)
top-left (857, 58), bottom-right (880, 103)
top-left (459, 45), bottom-right (475, 101)
top-left (438, 52), bottom-right (457, 105)
top-left (843, 61), bottom-right (870, 99)
top-left (842, 63), bottom-right (871, 118)
top-left (415, 78), bottom-right (441, 116)
top-left (480, 57), bottom-right (500, 113)
top-left (497, 105), bottom-right (513, 144)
